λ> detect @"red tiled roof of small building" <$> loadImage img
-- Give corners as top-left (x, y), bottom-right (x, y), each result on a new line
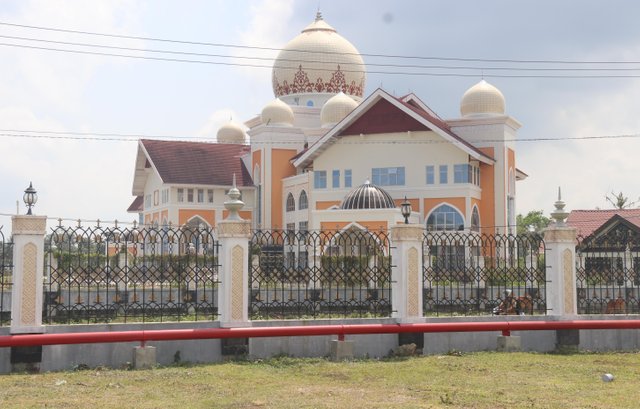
top-left (141, 139), bottom-right (252, 186)
top-left (566, 209), bottom-right (640, 237)
top-left (127, 195), bottom-right (143, 212)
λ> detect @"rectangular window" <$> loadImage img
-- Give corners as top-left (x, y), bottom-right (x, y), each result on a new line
top-left (454, 164), bottom-right (470, 184)
top-left (144, 194), bottom-right (151, 209)
top-left (314, 170), bottom-right (327, 189)
top-left (153, 190), bottom-right (159, 206)
top-left (187, 189), bottom-right (194, 202)
top-left (286, 222), bottom-right (296, 245)
top-left (197, 189), bottom-right (204, 203)
top-left (426, 165), bottom-right (435, 185)
top-left (332, 170), bottom-right (340, 188)
top-left (207, 189), bottom-right (214, 203)
top-left (439, 165), bottom-right (448, 184)
top-left (161, 189), bottom-right (169, 204)
top-left (344, 169), bottom-right (352, 188)
top-left (372, 167), bottom-right (405, 186)
top-left (177, 188), bottom-right (184, 203)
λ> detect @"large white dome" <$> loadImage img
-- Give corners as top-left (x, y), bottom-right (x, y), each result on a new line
top-left (272, 12), bottom-right (366, 107)
top-left (460, 80), bottom-right (506, 117)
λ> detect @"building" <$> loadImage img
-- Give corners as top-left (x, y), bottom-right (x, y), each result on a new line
top-left (128, 12), bottom-right (526, 235)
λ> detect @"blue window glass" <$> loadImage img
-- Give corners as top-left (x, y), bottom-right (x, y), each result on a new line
top-left (454, 164), bottom-right (470, 183)
top-left (344, 169), bottom-right (352, 188)
top-left (426, 204), bottom-right (464, 231)
top-left (332, 170), bottom-right (340, 188)
top-left (439, 165), bottom-right (448, 184)
top-left (314, 171), bottom-right (327, 189)
top-left (371, 167), bottom-right (405, 186)
top-left (426, 166), bottom-right (434, 185)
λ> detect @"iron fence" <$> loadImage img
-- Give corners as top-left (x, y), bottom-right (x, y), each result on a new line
top-left (0, 226), bottom-right (12, 326)
top-left (45, 222), bottom-right (220, 324)
top-left (423, 232), bottom-right (547, 316)
top-left (576, 224), bottom-right (640, 314)
top-left (250, 228), bottom-right (392, 319)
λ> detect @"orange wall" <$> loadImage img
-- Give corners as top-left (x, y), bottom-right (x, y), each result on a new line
top-left (222, 210), bottom-right (253, 221)
top-left (393, 198), bottom-right (419, 210)
top-left (478, 147), bottom-right (495, 234)
top-left (271, 149), bottom-right (297, 229)
top-left (178, 209), bottom-right (215, 226)
top-left (316, 200), bottom-right (342, 210)
top-left (320, 221), bottom-right (388, 231)
top-left (423, 197), bottom-right (466, 218)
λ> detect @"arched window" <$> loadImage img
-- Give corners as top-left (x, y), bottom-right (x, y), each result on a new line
top-left (471, 206), bottom-right (480, 232)
top-left (286, 193), bottom-right (295, 212)
top-left (298, 190), bottom-right (308, 210)
top-left (426, 204), bottom-right (465, 231)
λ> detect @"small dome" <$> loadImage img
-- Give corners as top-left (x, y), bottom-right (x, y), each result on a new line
top-left (217, 121), bottom-right (246, 144)
top-left (460, 80), bottom-right (506, 117)
top-left (261, 98), bottom-right (294, 126)
top-left (340, 181), bottom-right (396, 210)
top-left (321, 92), bottom-right (358, 127)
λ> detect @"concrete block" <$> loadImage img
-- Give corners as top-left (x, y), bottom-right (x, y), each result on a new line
top-left (497, 335), bottom-right (521, 352)
top-left (330, 340), bottom-right (354, 361)
top-left (133, 346), bottom-right (156, 369)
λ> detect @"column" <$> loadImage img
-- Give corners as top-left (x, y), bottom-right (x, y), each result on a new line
top-left (390, 224), bottom-right (424, 323)
top-left (11, 215), bottom-right (47, 334)
top-left (217, 176), bottom-right (252, 327)
top-left (543, 188), bottom-right (577, 316)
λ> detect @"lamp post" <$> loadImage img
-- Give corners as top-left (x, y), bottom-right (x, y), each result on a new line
top-left (23, 182), bottom-right (37, 215)
top-left (400, 196), bottom-right (412, 224)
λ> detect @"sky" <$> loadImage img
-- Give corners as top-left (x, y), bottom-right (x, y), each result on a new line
top-left (2, 0), bottom-right (640, 230)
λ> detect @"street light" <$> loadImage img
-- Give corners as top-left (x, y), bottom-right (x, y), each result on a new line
top-left (23, 182), bottom-right (37, 215)
top-left (400, 196), bottom-right (412, 224)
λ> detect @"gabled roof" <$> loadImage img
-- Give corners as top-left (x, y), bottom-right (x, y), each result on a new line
top-left (567, 209), bottom-right (640, 237)
top-left (293, 88), bottom-right (494, 169)
top-left (132, 139), bottom-right (252, 195)
top-left (127, 196), bottom-right (143, 213)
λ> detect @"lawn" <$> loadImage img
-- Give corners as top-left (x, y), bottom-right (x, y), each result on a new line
top-left (1, 352), bottom-right (639, 408)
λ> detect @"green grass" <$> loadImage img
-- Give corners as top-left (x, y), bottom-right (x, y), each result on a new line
top-left (2, 352), bottom-right (640, 408)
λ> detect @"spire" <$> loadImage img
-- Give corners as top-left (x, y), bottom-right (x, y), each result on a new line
top-left (315, 9), bottom-right (323, 22)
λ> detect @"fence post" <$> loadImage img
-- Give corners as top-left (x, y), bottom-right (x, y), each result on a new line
top-left (543, 188), bottom-right (577, 316)
top-left (11, 215), bottom-right (47, 334)
top-left (390, 224), bottom-right (424, 323)
top-left (217, 178), bottom-right (251, 327)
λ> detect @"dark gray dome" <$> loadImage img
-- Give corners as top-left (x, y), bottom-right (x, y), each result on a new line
top-left (340, 181), bottom-right (396, 210)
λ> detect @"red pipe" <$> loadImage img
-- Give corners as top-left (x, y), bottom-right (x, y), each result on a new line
top-left (2, 320), bottom-right (640, 348)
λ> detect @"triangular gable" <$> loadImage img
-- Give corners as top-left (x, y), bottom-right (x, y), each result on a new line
top-left (293, 88), bottom-right (494, 169)
top-left (400, 93), bottom-right (443, 120)
top-left (580, 214), bottom-right (640, 251)
top-left (340, 98), bottom-right (430, 135)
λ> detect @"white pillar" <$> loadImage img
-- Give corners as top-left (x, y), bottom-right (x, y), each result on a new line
top-left (217, 220), bottom-right (251, 327)
top-left (217, 175), bottom-right (251, 327)
top-left (11, 215), bottom-right (47, 334)
top-left (390, 224), bottom-right (424, 323)
top-left (543, 188), bottom-right (577, 316)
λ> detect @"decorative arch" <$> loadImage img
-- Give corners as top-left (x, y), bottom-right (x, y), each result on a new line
top-left (298, 190), bottom-right (308, 210)
top-left (426, 203), bottom-right (465, 231)
top-left (286, 192), bottom-right (295, 212)
top-left (471, 206), bottom-right (480, 232)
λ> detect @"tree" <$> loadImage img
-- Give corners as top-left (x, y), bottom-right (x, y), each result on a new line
top-left (516, 210), bottom-right (551, 235)
top-left (605, 191), bottom-right (637, 209)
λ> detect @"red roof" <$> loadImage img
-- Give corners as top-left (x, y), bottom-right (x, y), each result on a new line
top-left (567, 209), bottom-right (640, 237)
top-left (127, 196), bottom-right (143, 212)
top-left (141, 139), bottom-right (252, 186)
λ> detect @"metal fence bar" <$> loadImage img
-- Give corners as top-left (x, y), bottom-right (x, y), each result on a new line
top-left (576, 226), bottom-right (640, 314)
top-left (0, 226), bottom-right (12, 326)
top-left (44, 223), bottom-right (220, 324)
top-left (249, 229), bottom-right (392, 319)
top-left (422, 232), bottom-right (547, 316)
